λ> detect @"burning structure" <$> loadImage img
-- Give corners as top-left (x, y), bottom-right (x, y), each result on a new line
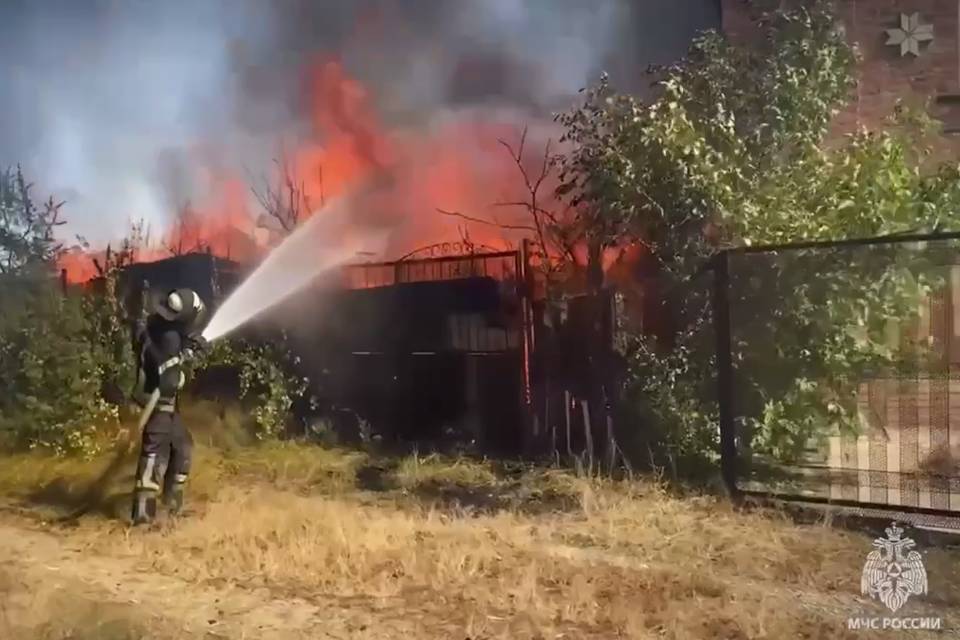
top-left (91, 241), bottom-right (612, 455)
top-left (38, 1), bottom-right (712, 455)
top-left (301, 246), bottom-right (535, 452)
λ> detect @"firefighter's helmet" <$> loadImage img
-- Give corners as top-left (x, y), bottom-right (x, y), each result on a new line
top-left (151, 287), bottom-right (207, 328)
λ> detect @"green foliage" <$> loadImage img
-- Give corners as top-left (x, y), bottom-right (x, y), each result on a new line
top-left (554, 1), bottom-right (857, 277)
top-left (0, 279), bottom-right (118, 456)
top-left (82, 267), bottom-right (136, 404)
top-left (0, 166), bottom-right (66, 274)
top-left (81, 219), bottom-right (156, 406)
top-left (728, 245), bottom-right (944, 461)
top-left (615, 301), bottom-right (720, 477)
top-left (556, 1), bottom-right (960, 466)
top-left (0, 167), bottom-right (133, 456)
top-left (0, 162), bottom-right (310, 452)
top-left (549, 81), bottom-right (642, 289)
top-left (195, 335), bottom-right (309, 440)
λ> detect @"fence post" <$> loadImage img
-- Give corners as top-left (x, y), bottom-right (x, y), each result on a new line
top-left (712, 250), bottom-right (740, 501)
top-left (517, 240), bottom-right (536, 452)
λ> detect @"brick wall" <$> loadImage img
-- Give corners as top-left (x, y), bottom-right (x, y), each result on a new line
top-left (722, 0), bottom-right (960, 142)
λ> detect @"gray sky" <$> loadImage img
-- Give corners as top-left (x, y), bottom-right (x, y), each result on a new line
top-left (0, 0), bottom-right (721, 246)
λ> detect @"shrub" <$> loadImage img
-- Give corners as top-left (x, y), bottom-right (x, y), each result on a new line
top-left (0, 275), bottom-right (118, 455)
top-left (194, 335), bottom-right (311, 440)
top-left (556, 1), bottom-right (960, 469)
top-left (0, 167), bottom-right (131, 456)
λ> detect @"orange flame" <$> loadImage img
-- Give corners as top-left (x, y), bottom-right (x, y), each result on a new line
top-left (58, 58), bottom-right (641, 290)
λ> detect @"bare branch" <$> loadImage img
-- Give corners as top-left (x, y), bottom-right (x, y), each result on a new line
top-left (492, 201), bottom-right (560, 225)
top-left (250, 152), bottom-right (314, 238)
top-left (166, 203), bottom-right (203, 257)
top-left (493, 129), bottom-right (563, 274)
top-left (436, 208), bottom-right (538, 232)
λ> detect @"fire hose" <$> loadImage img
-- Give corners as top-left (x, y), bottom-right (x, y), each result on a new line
top-left (58, 391), bottom-right (160, 524)
top-left (61, 282), bottom-right (213, 523)
top-left (60, 335), bottom-right (211, 522)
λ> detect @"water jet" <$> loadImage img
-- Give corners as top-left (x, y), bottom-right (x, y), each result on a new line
top-left (201, 192), bottom-right (390, 343)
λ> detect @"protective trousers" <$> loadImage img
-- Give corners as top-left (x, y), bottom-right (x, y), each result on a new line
top-left (132, 411), bottom-right (193, 525)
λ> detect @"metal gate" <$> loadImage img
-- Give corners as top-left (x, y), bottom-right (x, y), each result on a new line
top-left (710, 232), bottom-right (960, 517)
top-left (305, 248), bottom-right (536, 450)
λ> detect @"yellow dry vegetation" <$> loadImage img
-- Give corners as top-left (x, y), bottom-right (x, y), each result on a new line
top-left (0, 401), bottom-right (958, 639)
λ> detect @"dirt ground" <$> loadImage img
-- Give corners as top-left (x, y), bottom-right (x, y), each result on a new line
top-left (1, 430), bottom-right (959, 639)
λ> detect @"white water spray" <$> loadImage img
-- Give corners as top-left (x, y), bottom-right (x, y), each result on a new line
top-left (201, 192), bottom-right (391, 342)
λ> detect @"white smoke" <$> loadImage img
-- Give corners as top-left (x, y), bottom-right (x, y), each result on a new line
top-left (0, 0), bottom-right (720, 247)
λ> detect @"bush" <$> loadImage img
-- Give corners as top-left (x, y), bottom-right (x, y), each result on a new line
top-left (193, 335), bottom-right (312, 440)
top-left (83, 267), bottom-right (136, 404)
top-left (0, 167), bottom-right (132, 456)
top-left (0, 274), bottom-right (119, 455)
top-left (557, 2), bottom-right (960, 469)
top-left (614, 301), bottom-right (720, 480)
top-left (0, 165), bottom-right (311, 453)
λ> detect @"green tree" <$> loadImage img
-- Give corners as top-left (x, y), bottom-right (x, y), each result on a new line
top-left (0, 166), bottom-right (66, 275)
top-left (0, 167), bottom-right (128, 455)
top-left (0, 280), bottom-right (118, 455)
top-left (78, 227), bottom-right (152, 406)
top-left (551, 1), bottom-right (960, 469)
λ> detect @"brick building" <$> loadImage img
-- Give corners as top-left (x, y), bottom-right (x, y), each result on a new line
top-left (722, 0), bottom-right (960, 138)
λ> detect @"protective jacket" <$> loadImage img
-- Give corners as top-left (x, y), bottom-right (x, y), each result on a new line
top-left (131, 288), bottom-right (208, 525)
top-left (135, 316), bottom-right (187, 411)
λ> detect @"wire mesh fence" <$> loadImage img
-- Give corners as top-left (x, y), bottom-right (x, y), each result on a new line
top-left (713, 233), bottom-right (960, 514)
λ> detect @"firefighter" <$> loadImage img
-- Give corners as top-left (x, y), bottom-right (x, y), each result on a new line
top-left (131, 287), bottom-right (209, 525)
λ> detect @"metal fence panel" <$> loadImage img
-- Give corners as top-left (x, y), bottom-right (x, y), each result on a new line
top-left (716, 234), bottom-right (960, 515)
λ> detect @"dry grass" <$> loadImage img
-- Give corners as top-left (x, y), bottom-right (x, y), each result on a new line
top-left (1, 405), bottom-right (958, 638)
top-left (391, 451), bottom-right (501, 490)
top-left (219, 440), bottom-right (368, 494)
top-left (0, 399), bottom-right (369, 521)
top-left (95, 488), bottom-right (787, 637)
top-left (74, 463), bottom-right (959, 639)
top-left (0, 566), bottom-right (171, 640)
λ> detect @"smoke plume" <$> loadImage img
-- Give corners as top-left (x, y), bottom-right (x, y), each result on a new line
top-left (0, 0), bottom-right (720, 249)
